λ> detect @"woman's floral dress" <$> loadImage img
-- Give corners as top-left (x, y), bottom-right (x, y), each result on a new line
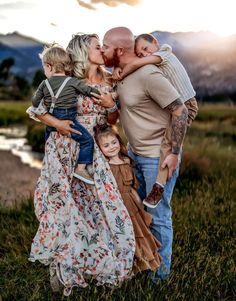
top-left (27, 84), bottom-right (135, 296)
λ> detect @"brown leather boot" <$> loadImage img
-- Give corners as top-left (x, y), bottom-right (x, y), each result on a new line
top-left (143, 183), bottom-right (164, 208)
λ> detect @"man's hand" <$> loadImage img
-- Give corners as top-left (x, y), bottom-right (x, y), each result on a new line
top-left (56, 120), bottom-right (82, 137)
top-left (161, 153), bottom-right (179, 180)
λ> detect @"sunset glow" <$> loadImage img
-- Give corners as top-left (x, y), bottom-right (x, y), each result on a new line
top-left (0, 0), bottom-right (235, 45)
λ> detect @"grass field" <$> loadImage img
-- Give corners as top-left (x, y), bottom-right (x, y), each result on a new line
top-left (0, 103), bottom-right (236, 300)
top-left (0, 101), bottom-right (31, 126)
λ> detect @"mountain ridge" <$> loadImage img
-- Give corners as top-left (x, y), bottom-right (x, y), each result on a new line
top-left (1, 31), bottom-right (236, 99)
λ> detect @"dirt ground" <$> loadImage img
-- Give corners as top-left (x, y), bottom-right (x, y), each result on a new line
top-left (0, 150), bottom-right (40, 207)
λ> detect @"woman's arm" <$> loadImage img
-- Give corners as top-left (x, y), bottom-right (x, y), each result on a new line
top-left (37, 113), bottom-right (81, 136)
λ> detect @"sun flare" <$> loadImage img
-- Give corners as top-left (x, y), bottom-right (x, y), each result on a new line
top-left (0, 0), bottom-right (235, 45)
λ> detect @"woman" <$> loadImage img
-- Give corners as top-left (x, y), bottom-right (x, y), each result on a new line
top-left (28, 33), bottom-right (135, 296)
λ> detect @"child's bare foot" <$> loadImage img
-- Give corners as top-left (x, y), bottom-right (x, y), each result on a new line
top-left (73, 168), bottom-right (94, 185)
top-left (143, 183), bottom-right (164, 208)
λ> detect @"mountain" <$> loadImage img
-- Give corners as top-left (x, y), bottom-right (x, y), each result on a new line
top-left (0, 31), bottom-right (236, 100)
top-left (151, 31), bottom-right (236, 99)
top-left (0, 31), bottom-right (44, 80)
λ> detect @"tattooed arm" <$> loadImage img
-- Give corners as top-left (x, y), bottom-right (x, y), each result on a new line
top-left (162, 99), bottom-right (188, 179)
top-left (166, 99), bottom-right (188, 155)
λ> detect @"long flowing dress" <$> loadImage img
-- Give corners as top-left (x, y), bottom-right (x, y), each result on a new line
top-left (109, 162), bottom-right (161, 273)
top-left (27, 84), bottom-right (136, 296)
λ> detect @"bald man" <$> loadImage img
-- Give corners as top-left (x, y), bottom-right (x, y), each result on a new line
top-left (101, 27), bottom-right (188, 281)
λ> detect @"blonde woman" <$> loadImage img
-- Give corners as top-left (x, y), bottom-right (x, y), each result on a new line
top-left (27, 34), bottom-right (135, 296)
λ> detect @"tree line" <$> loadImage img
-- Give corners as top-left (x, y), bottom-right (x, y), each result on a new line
top-left (0, 57), bottom-right (45, 100)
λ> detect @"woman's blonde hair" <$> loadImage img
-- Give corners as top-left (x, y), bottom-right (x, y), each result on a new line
top-left (66, 33), bottom-right (106, 81)
top-left (40, 43), bottom-right (72, 75)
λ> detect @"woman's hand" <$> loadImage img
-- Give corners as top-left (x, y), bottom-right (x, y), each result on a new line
top-left (55, 120), bottom-right (82, 137)
top-left (36, 113), bottom-right (81, 137)
top-left (91, 91), bottom-right (115, 108)
top-left (90, 91), bottom-right (119, 124)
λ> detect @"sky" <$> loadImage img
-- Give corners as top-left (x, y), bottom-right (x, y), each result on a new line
top-left (0, 0), bottom-right (236, 46)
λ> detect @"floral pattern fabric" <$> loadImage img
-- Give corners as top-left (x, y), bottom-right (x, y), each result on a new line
top-left (28, 84), bottom-right (135, 296)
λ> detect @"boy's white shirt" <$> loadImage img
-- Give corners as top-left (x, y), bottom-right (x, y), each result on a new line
top-left (153, 44), bottom-right (196, 103)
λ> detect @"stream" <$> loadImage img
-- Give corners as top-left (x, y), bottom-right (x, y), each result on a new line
top-left (0, 125), bottom-right (43, 169)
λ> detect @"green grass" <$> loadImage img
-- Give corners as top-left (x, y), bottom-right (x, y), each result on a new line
top-left (0, 100), bottom-right (45, 151)
top-left (0, 100), bottom-right (31, 126)
top-left (1, 104), bottom-right (236, 300)
top-left (196, 103), bottom-right (236, 123)
top-left (0, 163), bottom-right (235, 301)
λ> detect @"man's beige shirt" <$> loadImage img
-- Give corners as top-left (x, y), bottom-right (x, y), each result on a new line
top-left (117, 64), bottom-right (180, 157)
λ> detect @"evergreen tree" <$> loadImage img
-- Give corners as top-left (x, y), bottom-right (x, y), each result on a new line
top-left (32, 69), bottom-right (45, 88)
top-left (0, 57), bottom-right (15, 80)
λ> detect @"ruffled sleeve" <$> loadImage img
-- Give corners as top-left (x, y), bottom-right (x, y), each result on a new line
top-left (26, 99), bottom-right (48, 122)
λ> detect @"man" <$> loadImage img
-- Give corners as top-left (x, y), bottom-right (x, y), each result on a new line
top-left (101, 27), bottom-right (188, 280)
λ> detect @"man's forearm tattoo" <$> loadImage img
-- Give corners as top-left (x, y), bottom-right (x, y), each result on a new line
top-left (166, 99), bottom-right (183, 112)
top-left (166, 99), bottom-right (188, 155)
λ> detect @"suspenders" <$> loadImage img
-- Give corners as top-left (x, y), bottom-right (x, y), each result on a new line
top-left (45, 77), bottom-right (71, 114)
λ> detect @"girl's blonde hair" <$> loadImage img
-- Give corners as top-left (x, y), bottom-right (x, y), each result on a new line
top-left (40, 43), bottom-right (72, 75)
top-left (66, 33), bottom-right (106, 81)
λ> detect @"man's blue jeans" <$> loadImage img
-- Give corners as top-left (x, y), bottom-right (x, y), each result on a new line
top-left (128, 147), bottom-right (180, 280)
top-left (45, 107), bottom-right (94, 165)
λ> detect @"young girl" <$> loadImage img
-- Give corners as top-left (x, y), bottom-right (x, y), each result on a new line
top-left (94, 123), bottom-right (161, 273)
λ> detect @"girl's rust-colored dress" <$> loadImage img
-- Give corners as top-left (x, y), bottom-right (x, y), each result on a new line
top-left (110, 161), bottom-right (162, 273)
